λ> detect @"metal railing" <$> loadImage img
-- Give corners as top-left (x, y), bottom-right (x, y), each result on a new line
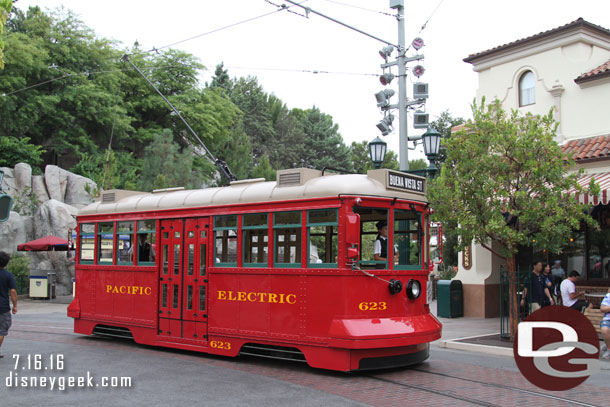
top-left (500, 265), bottom-right (530, 339)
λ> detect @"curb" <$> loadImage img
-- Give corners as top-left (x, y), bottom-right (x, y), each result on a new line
top-left (438, 333), bottom-right (514, 357)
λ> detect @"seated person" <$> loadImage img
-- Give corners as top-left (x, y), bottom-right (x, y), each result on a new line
top-left (129, 234), bottom-right (156, 262)
top-left (560, 270), bottom-right (592, 312)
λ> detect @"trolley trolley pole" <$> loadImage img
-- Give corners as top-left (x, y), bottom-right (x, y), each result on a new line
top-left (122, 54), bottom-right (237, 185)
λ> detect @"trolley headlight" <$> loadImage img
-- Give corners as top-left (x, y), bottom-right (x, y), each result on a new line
top-left (406, 279), bottom-right (421, 300)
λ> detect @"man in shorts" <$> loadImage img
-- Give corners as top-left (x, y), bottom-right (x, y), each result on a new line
top-left (560, 270), bottom-right (592, 313)
top-left (0, 251), bottom-right (18, 358)
top-left (600, 292), bottom-right (610, 359)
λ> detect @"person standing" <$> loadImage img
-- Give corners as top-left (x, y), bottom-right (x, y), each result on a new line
top-left (373, 221), bottom-right (397, 263)
top-left (0, 251), bottom-right (18, 358)
top-left (560, 270), bottom-right (592, 312)
top-left (521, 261), bottom-right (554, 312)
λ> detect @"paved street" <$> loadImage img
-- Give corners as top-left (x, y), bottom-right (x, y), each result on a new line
top-left (1, 299), bottom-right (609, 406)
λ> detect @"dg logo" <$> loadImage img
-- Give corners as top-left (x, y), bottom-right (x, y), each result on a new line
top-left (514, 306), bottom-right (600, 391)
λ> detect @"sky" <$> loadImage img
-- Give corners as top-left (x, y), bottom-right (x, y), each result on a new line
top-left (11, 0), bottom-right (610, 163)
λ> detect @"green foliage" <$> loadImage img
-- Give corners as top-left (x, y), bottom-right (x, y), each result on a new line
top-left (138, 129), bottom-right (203, 191)
top-left (428, 99), bottom-right (597, 259)
top-left (6, 252), bottom-right (29, 279)
top-left (12, 187), bottom-right (41, 216)
top-left (299, 107), bottom-right (352, 171)
top-left (430, 110), bottom-right (465, 167)
top-left (0, 136), bottom-right (45, 168)
top-left (408, 158), bottom-right (428, 171)
top-left (251, 154), bottom-right (276, 181)
top-left (2, 5), bottom-right (364, 187)
top-left (0, 0), bottom-right (12, 68)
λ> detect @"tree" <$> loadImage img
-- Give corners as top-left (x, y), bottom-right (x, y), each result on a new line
top-left (429, 111), bottom-right (466, 267)
top-left (207, 62), bottom-right (232, 93)
top-left (299, 107), bottom-right (352, 171)
top-left (0, 136), bottom-right (45, 168)
top-left (427, 99), bottom-right (597, 338)
top-left (138, 129), bottom-right (203, 191)
top-left (0, 0), bottom-right (11, 68)
top-left (430, 110), bottom-right (465, 168)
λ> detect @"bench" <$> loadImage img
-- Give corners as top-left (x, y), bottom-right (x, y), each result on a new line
top-left (585, 308), bottom-right (604, 336)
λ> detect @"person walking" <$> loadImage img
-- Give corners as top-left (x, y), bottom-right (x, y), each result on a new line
top-left (0, 251), bottom-right (18, 358)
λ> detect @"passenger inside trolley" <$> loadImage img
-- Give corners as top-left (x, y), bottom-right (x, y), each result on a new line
top-left (129, 234), bottom-right (155, 262)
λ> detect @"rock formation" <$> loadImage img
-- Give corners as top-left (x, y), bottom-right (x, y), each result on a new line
top-left (0, 163), bottom-right (97, 295)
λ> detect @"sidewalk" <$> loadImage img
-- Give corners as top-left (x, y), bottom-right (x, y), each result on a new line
top-left (429, 300), bottom-right (513, 357)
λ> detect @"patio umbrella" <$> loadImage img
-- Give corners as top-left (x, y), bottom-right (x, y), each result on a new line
top-left (17, 235), bottom-right (70, 252)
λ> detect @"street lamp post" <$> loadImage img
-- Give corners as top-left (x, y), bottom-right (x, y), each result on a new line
top-left (368, 137), bottom-right (388, 169)
top-left (420, 127), bottom-right (442, 175)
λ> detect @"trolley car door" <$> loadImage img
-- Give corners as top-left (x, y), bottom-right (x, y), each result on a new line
top-left (158, 219), bottom-right (184, 338)
top-left (182, 218), bottom-right (209, 341)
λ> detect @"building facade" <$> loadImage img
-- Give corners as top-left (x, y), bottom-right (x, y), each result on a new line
top-left (456, 18), bottom-right (610, 317)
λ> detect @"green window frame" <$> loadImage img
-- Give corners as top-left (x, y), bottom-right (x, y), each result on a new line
top-left (79, 223), bottom-right (95, 264)
top-left (97, 222), bottom-right (115, 265)
top-left (307, 209), bottom-right (338, 268)
top-left (242, 213), bottom-right (269, 267)
top-left (274, 211), bottom-right (302, 268)
top-left (394, 209), bottom-right (422, 270)
top-left (136, 220), bottom-right (156, 266)
top-left (214, 215), bottom-right (238, 266)
top-left (117, 221), bottom-right (135, 265)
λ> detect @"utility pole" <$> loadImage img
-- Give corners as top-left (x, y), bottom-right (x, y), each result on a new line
top-left (393, 0), bottom-right (409, 171)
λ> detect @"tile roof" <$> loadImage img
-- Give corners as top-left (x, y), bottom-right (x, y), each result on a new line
top-left (464, 18), bottom-right (610, 64)
top-left (562, 135), bottom-right (610, 162)
top-left (574, 60), bottom-right (610, 84)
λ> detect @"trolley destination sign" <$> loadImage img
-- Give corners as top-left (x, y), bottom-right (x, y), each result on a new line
top-left (386, 170), bottom-right (425, 194)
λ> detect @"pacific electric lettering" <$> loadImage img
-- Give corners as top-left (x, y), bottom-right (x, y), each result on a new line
top-left (217, 291), bottom-right (296, 304)
top-left (388, 173), bottom-right (424, 193)
top-left (106, 285), bottom-right (152, 295)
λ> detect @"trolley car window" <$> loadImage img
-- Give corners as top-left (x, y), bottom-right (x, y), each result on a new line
top-left (214, 215), bottom-right (237, 265)
top-left (97, 223), bottom-right (114, 265)
top-left (187, 244), bottom-right (195, 275)
top-left (307, 209), bottom-right (338, 267)
top-left (353, 208), bottom-right (388, 266)
top-left (274, 211), bottom-right (302, 267)
top-left (394, 210), bottom-right (421, 268)
top-left (199, 286), bottom-right (206, 311)
top-left (199, 244), bottom-right (206, 276)
top-left (243, 213), bottom-right (269, 267)
top-left (117, 221), bottom-right (134, 265)
top-left (135, 220), bottom-right (156, 265)
top-left (79, 224), bottom-right (95, 264)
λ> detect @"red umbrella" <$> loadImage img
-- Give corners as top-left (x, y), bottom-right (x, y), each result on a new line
top-left (17, 236), bottom-right (70, 252)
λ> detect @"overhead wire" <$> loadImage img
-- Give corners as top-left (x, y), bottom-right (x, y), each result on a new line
top-left (319, 0), bottom-right (395, 18)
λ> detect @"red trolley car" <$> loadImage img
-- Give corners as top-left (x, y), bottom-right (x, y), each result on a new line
top-left (68, 168), bottom-right (442, 371)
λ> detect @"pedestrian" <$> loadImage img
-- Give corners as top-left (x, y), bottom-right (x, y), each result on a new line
top-left (551, 260), bottom-right (565, 280)
top-left (600, 291), bottom-right (610, 359)
top-left (521, 261), bottom-right (554, 312)
top-left (0, 251), bottom-right (18, 358)
top-left (560, 270), bottom-right (593, 313)
top-left (541, 263), bottom-right (554, 306)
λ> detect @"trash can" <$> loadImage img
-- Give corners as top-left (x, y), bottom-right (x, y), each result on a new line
top-left (437, 280), bottom-right (463, 318)
top-left (29, 276), bottom-right (49, 298)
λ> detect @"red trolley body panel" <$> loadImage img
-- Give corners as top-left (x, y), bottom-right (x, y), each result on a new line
top-left (68, 169), bottom-right (442, 371)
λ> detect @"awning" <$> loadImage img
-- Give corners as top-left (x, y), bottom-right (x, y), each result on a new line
top-left (17, 236), bottom-right (70, 252)
top-left (569, 172), bottom-right (610, 205)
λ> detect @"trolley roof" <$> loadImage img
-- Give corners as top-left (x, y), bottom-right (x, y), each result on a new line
top-left (79, 168), bottom-right (427, 216)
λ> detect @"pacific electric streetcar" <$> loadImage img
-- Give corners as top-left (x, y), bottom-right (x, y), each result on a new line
top-left (68, 168), bottom-right (442, 371)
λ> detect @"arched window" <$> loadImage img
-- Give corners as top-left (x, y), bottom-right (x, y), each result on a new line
top-left (519, 71), bottom-right (535, 106)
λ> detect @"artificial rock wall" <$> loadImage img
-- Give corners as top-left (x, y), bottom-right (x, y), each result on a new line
top-left (0, 163), bottom-right (96, 295)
